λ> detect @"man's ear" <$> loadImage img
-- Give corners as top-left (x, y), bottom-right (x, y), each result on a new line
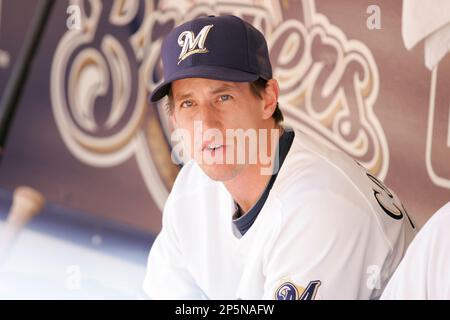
top-left (261, 79), bottom-right (279, 120)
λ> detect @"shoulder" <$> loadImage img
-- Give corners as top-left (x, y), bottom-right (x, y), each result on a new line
top-left (269, 130), bottom-right (399, 247)
top-left (273, 129), bottom-right (373, 217)
top-left (397, 202), bottom-right (450, 256)
top-left (381, 203), bottom-right (450, 299)
top-left (411, 202), bottom-right (450, 251)
top-left (422, 202), bottom-right (450, 233)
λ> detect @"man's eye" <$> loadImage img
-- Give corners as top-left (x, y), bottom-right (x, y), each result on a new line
top-left (180, 100), bottom-right (193, 108)
top-left (218, 94), bottom-right (232, 102)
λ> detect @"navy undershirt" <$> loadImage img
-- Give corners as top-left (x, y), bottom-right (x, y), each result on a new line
top-left (232, 128), bottom-right (295, 236)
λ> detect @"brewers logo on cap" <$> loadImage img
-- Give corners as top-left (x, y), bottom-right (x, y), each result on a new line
top-left (177, 25), bottom-right (214, 64)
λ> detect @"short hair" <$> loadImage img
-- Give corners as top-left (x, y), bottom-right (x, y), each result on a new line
top-left (248, 78), bottom-right (284, 123)
top-left (165, 78), bottom-right (284, 124)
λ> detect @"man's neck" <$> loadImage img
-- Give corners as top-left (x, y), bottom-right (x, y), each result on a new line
top-left (223, 125), bottom-right (283, 215)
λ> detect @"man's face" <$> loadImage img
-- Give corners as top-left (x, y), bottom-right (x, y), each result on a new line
top-left (170, 78), bottom-right (270, 181)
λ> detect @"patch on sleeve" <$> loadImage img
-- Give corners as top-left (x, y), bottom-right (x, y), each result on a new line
top-left (274, 280), bottom-right (321, 300)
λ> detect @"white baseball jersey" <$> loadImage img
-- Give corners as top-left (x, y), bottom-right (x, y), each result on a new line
top-left (143, 129), bottom-right (416, 299)
top-left (381, 202), bottom-right (450, 299)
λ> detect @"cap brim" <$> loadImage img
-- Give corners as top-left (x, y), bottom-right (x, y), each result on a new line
top-left (149, 65), bottom-right (260, 102)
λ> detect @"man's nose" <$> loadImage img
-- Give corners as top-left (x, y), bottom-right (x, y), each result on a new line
top-left (196, 102), bottom-right (219, 129)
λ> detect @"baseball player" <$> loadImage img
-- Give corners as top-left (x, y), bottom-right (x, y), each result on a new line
top-left (142, 15), bottom-right (416, 300)
top-left (381, 202), bottom-right (450, 299)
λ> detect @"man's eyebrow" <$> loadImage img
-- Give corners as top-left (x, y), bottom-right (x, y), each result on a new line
top-left (174, 84), bottom-right (237, 100)
top-left (174, 92), bottom-right (193, 101)
top-left (209, 84), bottom-right (237, 94)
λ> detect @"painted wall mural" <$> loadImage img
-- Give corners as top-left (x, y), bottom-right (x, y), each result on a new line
top-left (0, 0), bottom-right (449, 233)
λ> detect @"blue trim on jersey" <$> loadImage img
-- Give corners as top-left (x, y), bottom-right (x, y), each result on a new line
top-left (233, 127), bottom-right (295, 236)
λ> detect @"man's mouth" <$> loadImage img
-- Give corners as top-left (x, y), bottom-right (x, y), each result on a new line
top-left (201, 140), bottom-right (224, 151)
top-left (201, 142), bottom-right (227, 159)
top-left (205, 143), bottom-right (223, 151)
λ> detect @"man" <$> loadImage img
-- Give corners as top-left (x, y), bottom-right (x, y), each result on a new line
top-left (143, 15), bottom-right (415, 300)
top-left (381, 202), bottom-right (450, 299)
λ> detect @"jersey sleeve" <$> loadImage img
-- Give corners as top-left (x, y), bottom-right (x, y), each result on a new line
top-left (142, 198), bottom-right (207, 299)
top-left (262, 190), bottom-right (388, 300)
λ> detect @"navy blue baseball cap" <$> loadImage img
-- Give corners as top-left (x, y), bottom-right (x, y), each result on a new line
top-left (149, 15), bottom-right (272, 102)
